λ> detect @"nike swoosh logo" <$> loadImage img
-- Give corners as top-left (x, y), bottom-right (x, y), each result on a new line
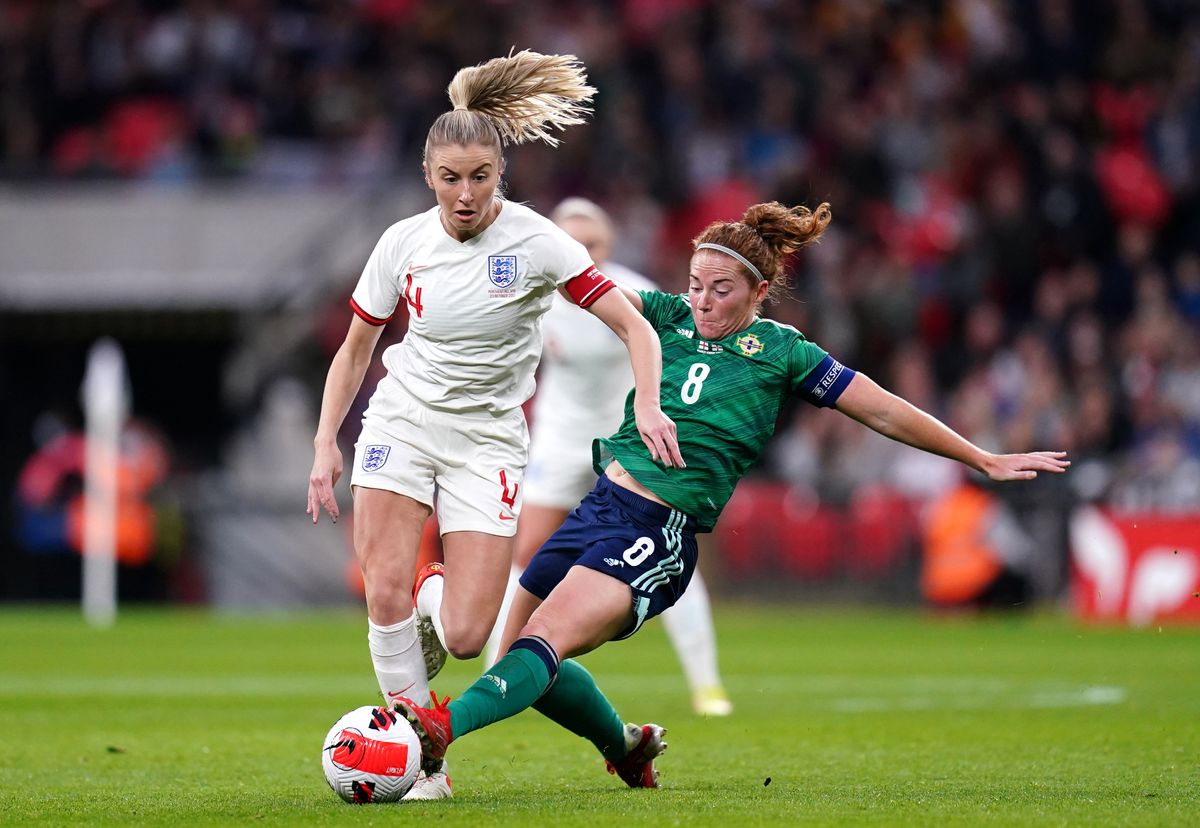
top-left (386, 682), bottom-right (416, 699)
top-left (498, 513), bottom-right (515, 521)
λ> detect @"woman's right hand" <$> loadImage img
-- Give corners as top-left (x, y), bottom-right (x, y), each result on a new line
top-left (634, 400), bottom-right (685, 469)
top-left (307, 441), bottom-right (344, 524)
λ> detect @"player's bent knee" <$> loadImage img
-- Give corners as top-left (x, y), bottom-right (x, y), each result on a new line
top-left (448, 643), bottom-right (483, 660)
top-left (444, 637), bottom-right (484, 661)
top-left (442, 626), bottom-right (490, 660)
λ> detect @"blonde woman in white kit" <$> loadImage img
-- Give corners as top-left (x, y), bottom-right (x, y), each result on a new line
top-left (479, 197), bottom-right (732, 717)
top-left (306, 51), bottom-right (683, 801)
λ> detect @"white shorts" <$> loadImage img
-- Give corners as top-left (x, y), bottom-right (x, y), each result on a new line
top-left (522, 428), bottom-right (602, 510)
top-left (351, 377), bottom-right (528, 536)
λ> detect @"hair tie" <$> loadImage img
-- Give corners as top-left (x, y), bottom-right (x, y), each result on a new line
top-left (696, 243), bottom-right (765, 282)
top-left (453, 104), bottom-right (469, 111)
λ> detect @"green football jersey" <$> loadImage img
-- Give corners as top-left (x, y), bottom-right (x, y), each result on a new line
top-left (595, 290), bottom-right (854, 531)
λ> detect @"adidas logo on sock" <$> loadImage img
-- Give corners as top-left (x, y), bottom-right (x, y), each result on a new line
top-left (483, 674), bottom-right (508, 698)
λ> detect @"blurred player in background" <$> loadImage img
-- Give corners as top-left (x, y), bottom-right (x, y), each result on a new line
top-left (306, 50), bottom-right (682, 801)
top-left (397, 200), bottom-right (1069, 790)
top-left (484, 196), bottom-right (732, 717)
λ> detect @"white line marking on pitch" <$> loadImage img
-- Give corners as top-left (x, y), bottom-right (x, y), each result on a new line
top-left (831, 684), bottom-right (1127, 712)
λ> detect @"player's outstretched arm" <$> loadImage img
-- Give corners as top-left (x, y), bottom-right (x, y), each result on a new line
top-left (834, 372), bottom-right (1069, 482)
top-left (585, 288), bottom-right (684, 468)
top-left (307, 316), bottom-right (385, 523)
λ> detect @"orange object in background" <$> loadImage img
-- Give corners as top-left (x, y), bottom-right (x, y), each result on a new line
top-left (919, 483), bottom-right (1003, 606)
top-left (16, 422), bottom-right (170, 566)
top-left (417, 515), bottom-right (444, 569)
top-left (65, 498), bottom-right (156, 566)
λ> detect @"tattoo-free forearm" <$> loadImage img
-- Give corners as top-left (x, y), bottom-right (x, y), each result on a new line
top-left (839, 374), bottom-right (989, 473)
top-left (314, 323), bottom-right (380, 447)
top-left (623, 314), bottom-right (663, 409)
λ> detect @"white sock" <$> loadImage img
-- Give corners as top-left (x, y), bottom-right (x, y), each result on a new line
top-left (367, 614), bottom-right (430, 707)
top-left (415, 571), bottom-right (448, 651)
top-left (483, 565), bottom-right (523, 667)
top-left (660, 570), bottom-right (723, 692)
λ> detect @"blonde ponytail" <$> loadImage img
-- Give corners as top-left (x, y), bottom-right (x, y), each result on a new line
top-left (425, 50), bottom-right (596, 161)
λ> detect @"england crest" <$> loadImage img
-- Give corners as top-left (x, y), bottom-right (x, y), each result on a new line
top-left (361, 444), bottom-right (391, 472)
top-left (487, 255), bottom-right (518, 289)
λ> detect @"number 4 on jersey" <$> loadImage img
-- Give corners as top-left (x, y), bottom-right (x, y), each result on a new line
top-left (404, 272), bottom-right (424, 318)
top-left (499, 470), bottom-right (519, 508)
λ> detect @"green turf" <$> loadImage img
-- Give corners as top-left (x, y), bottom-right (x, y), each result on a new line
top-left (0, 604), bottom-right (1196, 826)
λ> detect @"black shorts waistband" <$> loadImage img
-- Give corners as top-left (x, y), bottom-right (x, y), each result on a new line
top-left (595, 475), bottom-right (697, 532)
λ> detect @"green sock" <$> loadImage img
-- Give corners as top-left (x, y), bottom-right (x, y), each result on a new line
top-left (532, 658), bottom-right (627, 762)
top-left (447, 648), bottom-right (549, 739)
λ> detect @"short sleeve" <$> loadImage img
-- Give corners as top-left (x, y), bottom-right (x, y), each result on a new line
top-left (531, 223), bottom-right (594, 288)
top-left (791, 340), bottom-right (856, 408)
top-left (350, 228), bottom-right (401, 325)
top-left (637, 290), bottom-right (691, 328)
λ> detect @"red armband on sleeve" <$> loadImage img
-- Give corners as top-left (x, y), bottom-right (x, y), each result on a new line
top-left (563, 265), bottom-right (615, 308)
top-left (349, 297), bottom-right (393, 326)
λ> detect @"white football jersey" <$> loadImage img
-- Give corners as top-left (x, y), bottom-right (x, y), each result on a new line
top-left (531, 261), bottom-right (657, 445)
top-left (351, 201), bottom-right (594, 417)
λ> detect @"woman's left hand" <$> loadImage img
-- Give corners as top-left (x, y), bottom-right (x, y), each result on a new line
top-left (981, 451), bottom-right (1070, 481)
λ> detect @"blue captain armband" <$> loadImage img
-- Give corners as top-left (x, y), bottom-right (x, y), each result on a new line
top-left (798, 355), bottom-right (856, 408)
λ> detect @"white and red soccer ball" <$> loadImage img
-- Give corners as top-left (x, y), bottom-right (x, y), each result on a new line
top-left (321, 705), bottom-right (422, 803)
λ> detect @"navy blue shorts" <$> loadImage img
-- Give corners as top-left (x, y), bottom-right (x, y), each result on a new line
top-left (520, 475), bottom-right (699, 640)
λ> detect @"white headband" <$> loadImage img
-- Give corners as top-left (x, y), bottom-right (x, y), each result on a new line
top-left (696, 242), bottom-right (765, 282)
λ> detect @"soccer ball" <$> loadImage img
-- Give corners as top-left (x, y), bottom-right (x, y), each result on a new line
top-left (321, 705), bottom-right (422, 803)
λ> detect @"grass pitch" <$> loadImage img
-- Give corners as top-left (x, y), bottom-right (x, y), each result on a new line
top-left (0, 604), bottom-right (1196, 826)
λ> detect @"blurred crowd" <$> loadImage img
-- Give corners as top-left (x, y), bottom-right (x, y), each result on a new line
top-left (4, 0), bottom-right (1200, 513)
